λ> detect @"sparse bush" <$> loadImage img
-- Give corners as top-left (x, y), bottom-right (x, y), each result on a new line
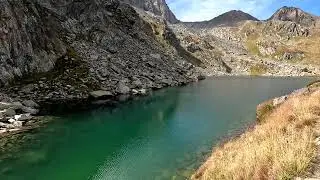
top-left (250, 64), bottom-right (268, 75)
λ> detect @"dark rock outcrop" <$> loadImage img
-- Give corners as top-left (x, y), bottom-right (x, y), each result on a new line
top-left (182, 10), bottom-right (259, 29)
top-left (121, 0), bottom-right (179, 23)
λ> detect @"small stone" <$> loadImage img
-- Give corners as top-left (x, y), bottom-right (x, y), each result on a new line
top-left (132, 89), bottom-right (139, 95)
top-left (150, 53), bottom-right (161, 60)
top-left (8, 128), bottom-right (20, 132)
top-left (138, 89), bottom-right (147, 95)
top-left (8, 119), bottom-right (15, 124)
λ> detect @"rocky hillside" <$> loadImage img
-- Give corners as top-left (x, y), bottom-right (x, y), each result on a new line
top-left (269, 6), bottom-right (317, 27)
top-left (168, 5), bottom-right (320, 76)
top-left (0, 0), bottom-right (203, 112)
top-left (183, 10), bottom-right (259, 29)
top-left (121, 0), bottom-right (179, 23)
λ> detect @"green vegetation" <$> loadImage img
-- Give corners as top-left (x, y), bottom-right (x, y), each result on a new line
top-left (249, 64), bottom-right (268, 76)
top-left (245, 40), bottom-right (260, 56)
top-left (256, 101), bottom-right (274, 123)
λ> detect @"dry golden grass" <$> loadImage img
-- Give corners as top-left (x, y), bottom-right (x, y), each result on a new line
top-left (193, 90), bottom-right (320, 180)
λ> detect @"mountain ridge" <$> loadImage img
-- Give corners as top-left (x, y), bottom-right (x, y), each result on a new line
top-left (268, 6), bottom-right (317, 26)
top-left (121, 0), bottom-right (179, 23)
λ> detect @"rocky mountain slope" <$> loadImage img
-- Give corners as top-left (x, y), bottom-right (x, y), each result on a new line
top-left (183, 10), bottom-right (259, 29)
top-left (168, 5), bottom-right (320, 76)
top-left (0, 0), bottom-right (204, 112)
top-left (121, 0), bottom-right (179, 23)
top-left (269, 6), bottom-right (317, 26)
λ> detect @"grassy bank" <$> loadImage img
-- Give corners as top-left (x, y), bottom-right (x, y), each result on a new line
top-left (193, 88), bottom-right (320, 180)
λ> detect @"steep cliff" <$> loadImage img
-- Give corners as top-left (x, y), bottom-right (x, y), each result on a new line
top-left (121, 0), bottom-right (179, 23)
top-left (0, 0), bottom-right (201, 108)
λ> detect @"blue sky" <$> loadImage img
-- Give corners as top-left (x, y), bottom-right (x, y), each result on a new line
top-left (167, 0), bottom-right (320, 22)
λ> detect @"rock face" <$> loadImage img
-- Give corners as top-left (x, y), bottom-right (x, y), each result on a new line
top-left (183, 10), bottom-right (259, 29)
top-left (121, 0), bottom-right (179, 23)
top-left (0, 0), bottom-right (203, 111)
top-left (269, 6), bottom-right (317, 26)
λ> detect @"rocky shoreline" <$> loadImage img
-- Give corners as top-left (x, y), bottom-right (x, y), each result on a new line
top-left (0, 95), bottom-right (42, 136)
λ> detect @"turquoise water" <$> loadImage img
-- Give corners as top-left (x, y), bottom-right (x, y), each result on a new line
top-left (0, 77), bottom-right (315, 180)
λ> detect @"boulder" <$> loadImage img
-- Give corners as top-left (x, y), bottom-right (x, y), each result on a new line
top-left (21, 107), bottom-right (39, 115)
top-left (0, 102), bottom-right (13, 110)
top-left (22, 100), bottom-right (39, 108)
top-left (1, 108), bottom-right (16, 117)
top-left (138, 89), bottom-right (147, 95)
top-left (117, 82), bottom-right (130, 94)
top-left (13, 121), bottom-right (23, 128)
top-left (0, 122), bottom-right (7, 128)
top-left (11, 102), bottom-right (23, 110)
top-left (89, 90), bottom-right (113, 99)
top-left (197, 75), bottom-right (206, 81)
top-left (14, 114), bottom-right (33, 121)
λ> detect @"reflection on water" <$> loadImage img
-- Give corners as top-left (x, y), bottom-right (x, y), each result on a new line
top-left (0, 77), bottom-right (315, 180)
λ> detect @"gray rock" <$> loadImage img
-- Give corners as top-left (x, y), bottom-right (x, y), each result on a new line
top-left (117, 82), bottom-right (131, 94)
top-left (13, 121), bottom-right (23, 128)
top-left (14, 114), bottom-right (33, 121)
top-left (138, 89), bottom-right (147, 95)
top-left (0, 113), bottom-right (4, 121)
top-left (1, 108), bottom-right (16, 117)
top-left (273, 96), bottom-right (288, 106)
top-left (132, 79), bottom-right (143, 88)
top-left (12, 102), bottom-right (23, 110)
top-left (0, 129), bottom-right (7, 134)
top-left (0, 102), bottom-right (13, 110)
top-left (150, 53), bottom-right (161, 60)
top-left (89, 90), bottom-right (113, 99)
top-left (21, 107), bottom-right (39, 115)
top-left (6, 124), bottom-right (15, 129)
top-left (132, 89), bottom-right (139, 95)
top-left (22, 100), bottom-right (39, 108)
top-left (0, 122), bottom-right (8, 128)
top-left (8, 119), bottom-right (15, 124)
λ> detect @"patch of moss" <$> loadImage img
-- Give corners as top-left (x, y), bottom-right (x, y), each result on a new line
top-left (250, 64), bottom-right (268, 76)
